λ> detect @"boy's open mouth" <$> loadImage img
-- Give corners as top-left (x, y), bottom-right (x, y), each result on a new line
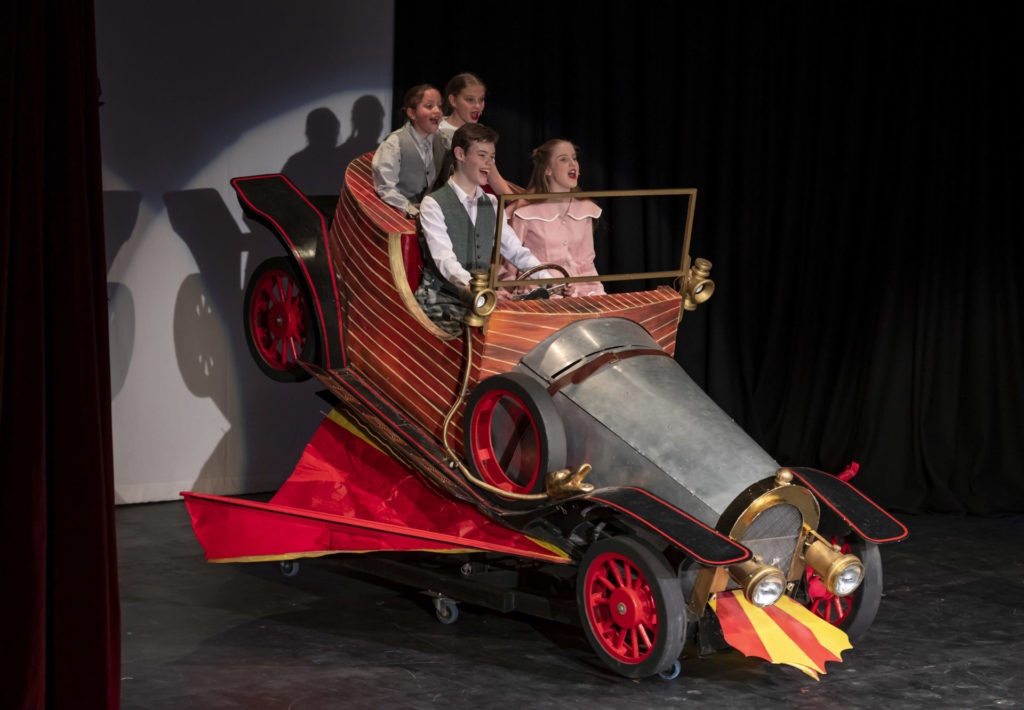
top-left (470, 112), bottom-right (480, 121)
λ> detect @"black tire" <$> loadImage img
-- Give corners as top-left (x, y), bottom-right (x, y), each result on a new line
top-left (243, 257), bottom-right (318, 382)
top-left (463, 372), bottom-right (566, 508)
top-left (802, 536), bottom-right (882, 640)
top-left (577, 536), bottom-right (687, 678)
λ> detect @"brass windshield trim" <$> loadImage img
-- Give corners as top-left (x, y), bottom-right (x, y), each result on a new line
top-left (498, 270), bottom-right (688, 288)
top-left (490, 188), bottom-right (698, 290)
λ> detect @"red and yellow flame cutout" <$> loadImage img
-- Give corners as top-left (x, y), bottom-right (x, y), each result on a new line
top-left (710, 590), bottom-right (852, 679)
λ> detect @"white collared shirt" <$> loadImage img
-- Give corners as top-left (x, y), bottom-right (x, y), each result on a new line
top-left (437, 117), bottom-right (457, 149)
top-left (371, 124), bottom-right (438, 216)
top-left (419, 180), bottom-right (548, 287)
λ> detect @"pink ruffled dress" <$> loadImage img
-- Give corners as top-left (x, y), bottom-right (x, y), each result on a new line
top-left (504, 198), bottom-right (604, 297)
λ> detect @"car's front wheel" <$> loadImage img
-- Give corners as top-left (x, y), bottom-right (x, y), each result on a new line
top-left (577, 536), bottom-right (687, 678)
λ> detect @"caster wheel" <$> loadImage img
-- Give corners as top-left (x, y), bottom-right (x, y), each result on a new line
top-left (279, 560), bottom-right (300, 577)
top-left (658, 660), bottom-right (681, 680)
top-left (433, 596), bottom-right (459, 625)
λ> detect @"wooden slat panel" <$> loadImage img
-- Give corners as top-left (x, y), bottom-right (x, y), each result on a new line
top-left (332, 163), bottom-right (476, 442)
top-left (478, 287), bottom-right (682, 375)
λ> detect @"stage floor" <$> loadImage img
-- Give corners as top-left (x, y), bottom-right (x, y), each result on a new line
top-left (118, 501), bottom-right (1024, 709)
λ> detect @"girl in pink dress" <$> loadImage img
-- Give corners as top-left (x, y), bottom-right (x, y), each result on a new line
top-left (507, 139), bottom-right (604, 297)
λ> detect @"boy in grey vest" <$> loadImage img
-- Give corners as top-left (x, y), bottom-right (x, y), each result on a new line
top-left (416, 124), bottom-right (550, 332)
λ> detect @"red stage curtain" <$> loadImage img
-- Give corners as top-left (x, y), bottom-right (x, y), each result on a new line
top-left (1, 1), bottom-right (120, 708)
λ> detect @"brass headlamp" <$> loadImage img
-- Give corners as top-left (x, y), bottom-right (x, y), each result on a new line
top-left (682, 257), bottom-right (715, 311)
top-left (728, 559), bottom-right (786, 608)
top-left (460, 270), bottom-right (497, 328)
top-left (804, 536), bottom-right (864, 597)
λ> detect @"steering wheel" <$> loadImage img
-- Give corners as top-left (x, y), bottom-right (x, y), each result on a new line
top-left (516, 262), bottom-right (571, 297)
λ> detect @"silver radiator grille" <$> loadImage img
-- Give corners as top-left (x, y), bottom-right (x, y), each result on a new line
top-left (741, 503), bottom-right (802, 571)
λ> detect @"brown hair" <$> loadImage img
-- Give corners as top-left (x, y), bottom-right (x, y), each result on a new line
top-left (525, 139), bottom-right (580, 194)
top-left (432, 123), bottom-right (499, 191)
top-left (442, 72), bottom-right (485, 115)
top-left (401, 84), bottom-right (438, 125)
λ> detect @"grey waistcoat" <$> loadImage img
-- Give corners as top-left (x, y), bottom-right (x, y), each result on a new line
top-left (428, 183), bottom-right (496, 274)
top-left (396, 124), bottom-right (446, 204)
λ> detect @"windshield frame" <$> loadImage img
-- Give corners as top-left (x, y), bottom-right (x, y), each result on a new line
top-left (490, 188), bottom-right (698, 290)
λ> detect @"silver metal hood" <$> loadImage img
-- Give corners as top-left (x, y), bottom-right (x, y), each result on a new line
top-left (518, 318), bottom-right (779, 525)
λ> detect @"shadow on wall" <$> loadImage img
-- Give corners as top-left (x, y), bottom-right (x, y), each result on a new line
top-left (282, 95), bottom-right (385, 196)
top-left (164, 188), bottom-right (322, 493)
top-left (104, 190), bottom-right (142, 398)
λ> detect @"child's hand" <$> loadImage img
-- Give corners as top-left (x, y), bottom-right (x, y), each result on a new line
top-left (487, 164), bottom-right (511, 195)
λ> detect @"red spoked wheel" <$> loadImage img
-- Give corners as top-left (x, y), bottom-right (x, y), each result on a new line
top-left (464, 372), bottom-right (565, 509)
top-left (804, 535), bottom-right (882, 640)
top-left (243, 257), bottom-right (317, 382)
top-left (577, 537), bottom-right (686, 678)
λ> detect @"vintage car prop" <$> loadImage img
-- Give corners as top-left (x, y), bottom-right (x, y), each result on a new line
top-left (183, 153), bottom-right (908, 680)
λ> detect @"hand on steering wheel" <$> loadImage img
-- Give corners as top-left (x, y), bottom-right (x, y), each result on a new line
top-left (517, 262), bottom-right (570, 297)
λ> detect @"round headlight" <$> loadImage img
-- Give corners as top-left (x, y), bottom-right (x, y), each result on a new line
top-left (832, 561), bottom-right (864, 597)
top-left (730, 560), bottom-right (787, 608)
top-left (749, 572), bottom-right (785, 608)
top-left (805, 539), bottom-right (866, 597)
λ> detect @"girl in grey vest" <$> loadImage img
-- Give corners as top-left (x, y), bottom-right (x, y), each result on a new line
top-left (371, 84), bottom-right (446, 217)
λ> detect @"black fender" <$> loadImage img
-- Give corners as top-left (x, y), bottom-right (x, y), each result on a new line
top-left (789, 467), bottom-right (909, 543)
top-left (585, 487), bottom-right (752, 566)
top-left (231, 174), bottom-right (345, 370)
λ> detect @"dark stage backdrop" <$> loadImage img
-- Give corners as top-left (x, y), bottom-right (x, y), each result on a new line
top-left (395, 2), bottom-right (1023, 514)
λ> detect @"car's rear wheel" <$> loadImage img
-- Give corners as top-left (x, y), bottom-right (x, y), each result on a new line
top-left (243, 257), bottom-right (317, 382)
top-left (577, 536), bottom-right (686, 678)
top-left (803, 535), bottom-right (882, 640)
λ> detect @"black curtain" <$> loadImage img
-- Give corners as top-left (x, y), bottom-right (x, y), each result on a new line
top-left (396, 2), bottom-right (1023, 514)
top-left (1, 1), bottom-right (120, 708)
